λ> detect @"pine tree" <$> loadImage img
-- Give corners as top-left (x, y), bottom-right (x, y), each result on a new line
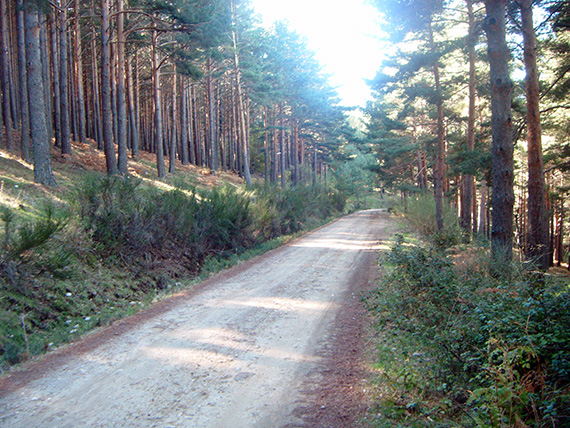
top-left (519, 0), bottom-right (549, 269)
top-left (370, 0), bottom-right (447, 230)
top-left (25, 0), bottom-right (57, 186)
top-left (100, 0), bottom-right (117, 175)
top-left (484, 0), bottom-right (515, 277)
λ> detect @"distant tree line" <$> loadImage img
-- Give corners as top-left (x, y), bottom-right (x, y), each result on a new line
top-left (1, 0), bottom-right (343, 187)
top-left (367, 0), bottom-right (570, 275)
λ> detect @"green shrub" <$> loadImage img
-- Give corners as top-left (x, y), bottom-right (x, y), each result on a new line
top-left (0, 204), bottom-right (70, 290)
top-left (0, 176), bottom-right (344, 370)
top-left (0, 204), bottom-right (84, 368)
top-left (252, 185), bottom-right (340, 237)
top-left (366, 235), bottom-right (570, 427)
top-left (195, 186), bottom-right (254, 257)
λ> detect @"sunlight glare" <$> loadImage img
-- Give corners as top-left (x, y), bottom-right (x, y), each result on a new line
top-left (250, 0), bottom-right (385, 106)
top-left (209, 297), bottom-right (334, 313)
top-left (292, 238), bottom-right (389, 251)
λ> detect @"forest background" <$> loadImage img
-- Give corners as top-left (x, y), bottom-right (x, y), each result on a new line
top-left (1, 0), bottom-right (570, 426)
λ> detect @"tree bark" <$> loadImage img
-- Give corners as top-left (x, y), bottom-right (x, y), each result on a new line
top-left (206, 57), bottom-right (218, 172)
top-left (293, 123), bottom-right (299, 186)
top-left (126, 52), bottom-right (139, 157)
top-left (110, 43), bottom-right (118, 151)
top-left (134, 50), bottom-right (141, 155)
top-left (263, 106), bottom-right (269, 185)
top-left (101, 0), bottom-right (117, 174)
top-left (191, 84), bottom-right (200, 166)
top-left (116, 0), bottom-right (128, 174)
top-left (521, 0), bottom-right (549, 270)
top-left (39, 14), bottom-right (53, 143)
top-left (461, 0), bottom-right (477, 236)
top-left (189, 83), bottom-right (196, 165)
top-left (50, 11), bottom-right (61, 148)
top-left (89, 1), bottom-right (102, 149)
top-left (484, 0), bottom-right (515, 277)
top-left (180, 78), bottom-right (189, 165)
top-left (59, 2), bottom-right (72, 156)
top-left (270, 106), bottom-right (277, 184)
top-left (231, 0), bottom-right (252, 186)
top-left (25, 6), bottom-right (56, 186)
top-left (428, 22), bottom-right (445, 232)
top-left (554, 201), bottom-right (563, 266)
top-left (72, 0), bottom-right (86, 143)
top-left (313, 145), bottom-right (318, 185)
top-left (0, 0), bottom-right (13, 150)
top-left (479, 179), bottom-right (488, 237)
top-left (16, 0), bottom-right (31, 161)
top-left (280, 104), bottom-right (286, 188)
top-left (152, 28), bottom-right (165, 177)
top-left (169, 71), bottom-right (177, 174)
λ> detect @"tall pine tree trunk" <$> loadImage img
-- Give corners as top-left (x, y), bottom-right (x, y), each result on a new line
top-left (191, 85), bottom-right (199, 165)
top-left (50, 12), bottom-right (61, 148)
top-left (116, 0), bottom-right (128, 174)
top-left (0, 0), bottom-right (13, 150)
top-left (134, 51), bottom-right (141, 155)
top-left (152, 28), bottom-right (165, 178)
top-left (555, 201), bottom-right (564, 266)
top-left (428, 22), bottom-right (445, 232)
top-left (126, 53), bottom-right (139, 157)
top-left (25, 6), bottom-right (56, 186)
top-left (479, 180), bottom-right (488, 237)
top-left (279, 104), bottom-right (286, 188)
top-left (189, 83), bottom-right (196, 165)
top-left (39, 14), bottom-right (53, 143)
top-left (180, 78), bottom-right (189, 165)
top-left (206, 57), bottom-right (218, 172)
top-left (263, 107), bottom-right (269, 185)
top-left (16, 0), bottom-right (31, 161)
top-left (110, 43), bottom-right (118, 149)
top-left (101, 0), bottom-right (117, 174)
top-left (270, 106), bottom-right (277, 184)
top-left (231, 0), bottom-right (252, 186)
top-left (293, 123), bottom-right (299, 186)
top-left (485, 0), bottom-right (514, 277)
top-left (69, 29), bottom-right (79, 141)
top-left (461, 0), bottom-right (477, 236)
top-left (59, 3), bottom-right (72, 156)
top-left (90, 1), bottom-right (102, 149)
top-left (169, 71), bottom-right (177, 173)
top-left (73, 0), bottom-right (86, 143)
top-left (312, 145), bottom-right (318, 185)
top-left (521, 0), bottom-right (548, 270)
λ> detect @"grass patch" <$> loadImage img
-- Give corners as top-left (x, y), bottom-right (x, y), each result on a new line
top-left (389, 192), bottom-right (463, 249)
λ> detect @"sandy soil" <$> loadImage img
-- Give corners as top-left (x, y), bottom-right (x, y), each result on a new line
top-left (0, 210), bottom-right (392, 428)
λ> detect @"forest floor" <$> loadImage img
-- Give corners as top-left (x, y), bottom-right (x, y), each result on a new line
top-left (0, 209), bottom-right (395, 428)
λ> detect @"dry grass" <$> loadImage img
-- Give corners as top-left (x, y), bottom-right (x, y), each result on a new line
top-left (0, 138), bottom-right (249, 217)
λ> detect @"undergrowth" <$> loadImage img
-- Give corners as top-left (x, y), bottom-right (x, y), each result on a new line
top-left (366, 235), bottom-right (570, 427)
top-left (0, 174), bottom-right (342, 370)
top-left (393, 193), bottom-right (463, 248)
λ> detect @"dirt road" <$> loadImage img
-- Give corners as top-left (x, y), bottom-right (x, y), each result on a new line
top-left (0, 210), bottom-right (391, 428)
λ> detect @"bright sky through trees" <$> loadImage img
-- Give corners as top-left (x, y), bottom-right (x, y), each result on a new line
top-left (249, 0), bottom-right (384, 107)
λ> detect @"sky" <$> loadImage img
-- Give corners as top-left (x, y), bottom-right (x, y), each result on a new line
top-left (249, 0), bottom-right (385, 107)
